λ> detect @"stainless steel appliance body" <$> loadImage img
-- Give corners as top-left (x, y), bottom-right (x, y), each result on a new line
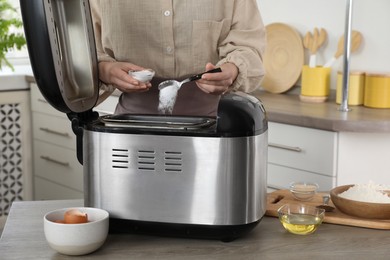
top-left (84, 126), bottom-right (268, 226)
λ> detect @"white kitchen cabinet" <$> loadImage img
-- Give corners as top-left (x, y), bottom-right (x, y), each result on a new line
top-left (267, 122), bottom-right (390, 190)
top-left (34, 172), bottom-right (83, 200)
top-left (30, 84), bottom-right (119, 200)
top-left (337, 132), bottom-right (390, 185)
top-left (0, 90), bottom-right (33, 227)
top-left (30, 84), bottom-right (83, 200)
top-left (267, 122), bottom-right (337, 191)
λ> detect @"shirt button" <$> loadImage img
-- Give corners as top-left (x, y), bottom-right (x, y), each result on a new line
top-left (166, 46), bottom-right (173, 53)
top-left (164, 10), bottom-right (171, 16)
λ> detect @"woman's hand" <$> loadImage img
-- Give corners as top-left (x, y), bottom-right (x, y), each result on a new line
top-left (196, 62), bottom-right (238, 95)
top-left (98, 61), bottom-right (152, 92)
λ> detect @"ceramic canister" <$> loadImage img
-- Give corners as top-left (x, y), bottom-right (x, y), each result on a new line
top-left (364, 73), bottom-right (390, 108)
top-left (336, 71), bottom-right (365, 106)
top-left (301, 66), bottom-right (331, 101)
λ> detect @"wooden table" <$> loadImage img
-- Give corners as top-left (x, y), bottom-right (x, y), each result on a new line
top-left (1, 200), bottom-right (389, 259)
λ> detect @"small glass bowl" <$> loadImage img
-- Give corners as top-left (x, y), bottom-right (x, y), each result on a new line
top-left (277, 203), bottom-right (325, 235)
top-left (289, 182), bottom-right (319, 201)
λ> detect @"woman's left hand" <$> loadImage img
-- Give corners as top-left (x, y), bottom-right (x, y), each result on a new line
top-left (196, 62), bottom-right (238, 95)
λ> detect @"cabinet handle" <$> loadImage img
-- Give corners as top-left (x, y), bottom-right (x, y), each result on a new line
top-left (40, 156), bottom-right (70, 167)
top-left (39, 127), bottom-right (70, 137)
top-left (268, 142), bottom-right (302, 152)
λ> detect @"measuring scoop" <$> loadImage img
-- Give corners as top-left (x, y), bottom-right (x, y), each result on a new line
top-left (157, 68), bottom-right (222, 114)
top-left (158, 67), bottom-right (222, 91)
top-left (316, 195), bottom-right (335, 212)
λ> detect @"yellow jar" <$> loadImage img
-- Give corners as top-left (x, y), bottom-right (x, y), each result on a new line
top-left (364, 73), bottom-right (390, 108)
top-left (301, 66), bottom-right (331, 100)
top-left (336, 71), bottom-right (365, 105)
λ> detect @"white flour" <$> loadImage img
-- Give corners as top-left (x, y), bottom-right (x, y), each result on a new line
top-left (158, 85), bottom-right (180, 114)
top-left (339, 182), bottom-right (390, 203)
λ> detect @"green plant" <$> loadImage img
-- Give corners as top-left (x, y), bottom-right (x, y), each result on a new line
top-left (0, 0), bottom-right (26, 70)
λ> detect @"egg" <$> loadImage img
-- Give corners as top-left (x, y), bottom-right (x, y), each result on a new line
top-left (63, 209), bottom-right (88, 224)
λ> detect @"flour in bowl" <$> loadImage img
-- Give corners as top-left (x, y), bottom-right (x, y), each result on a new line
top-left (339, 182), bottom-right (390, 203)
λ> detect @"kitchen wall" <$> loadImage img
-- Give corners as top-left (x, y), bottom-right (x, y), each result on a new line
top-left (257, 0), bottom-right (390, 88)
top-left (6, 0), bottom-right (390, 89)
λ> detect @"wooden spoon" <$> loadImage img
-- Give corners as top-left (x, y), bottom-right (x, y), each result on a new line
top-left (324, 30), bottom-right (363, 67)
top-left (310, 28), bottom-right (319, 54)
top-left (318, 28), bottom-right (328, 49)
top-left (308, 28), bottom-right (319, 67)
top-left (306, 28), bottom-right (328, 67)
top-left (303, 31), bottom-right (312, 50)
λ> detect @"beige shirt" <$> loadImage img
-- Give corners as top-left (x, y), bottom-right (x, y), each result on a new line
top-left (90, 0), bottom-right (266, 116)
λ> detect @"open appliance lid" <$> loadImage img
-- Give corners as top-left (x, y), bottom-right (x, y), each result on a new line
top-left (20, 0), bottom-right (99, 113)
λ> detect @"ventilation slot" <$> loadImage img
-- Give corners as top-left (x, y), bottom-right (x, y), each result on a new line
top-left (164, 151), bottom-right (183, 173)
top-left (112, 149), bottom-right (130, 169)
top-left (138, 150), bottom-right (156, 171)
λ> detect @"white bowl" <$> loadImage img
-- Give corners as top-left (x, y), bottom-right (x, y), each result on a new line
top-left (129, 69), bottom-right (155, 82)
top-left (44, 207), bottom-right (109, 256)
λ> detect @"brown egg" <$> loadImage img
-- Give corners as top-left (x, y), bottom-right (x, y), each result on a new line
top-left (64, 209), bottom-right (88, 224)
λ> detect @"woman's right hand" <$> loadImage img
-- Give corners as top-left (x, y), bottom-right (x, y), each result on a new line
top-left (98, 61), bottom-right (152, 92)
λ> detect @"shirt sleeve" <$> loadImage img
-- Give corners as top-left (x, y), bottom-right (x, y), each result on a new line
top-left (216, 0), bottom-right (266, 93)
top-left (90, 0), bottom-right (116, 63)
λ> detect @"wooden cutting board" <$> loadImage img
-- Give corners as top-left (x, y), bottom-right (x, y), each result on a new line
top-left (266, 189), bottom-right (390, 230)
top-left (262, 23), bottom-right (304, 94)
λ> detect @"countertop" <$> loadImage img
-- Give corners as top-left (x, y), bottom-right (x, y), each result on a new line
top-left (1, 200), bottom-right (390, 259)
top-left (252, 89), bottom-right (390, 133)
top-left (0, 65), bottom-right (32, 91)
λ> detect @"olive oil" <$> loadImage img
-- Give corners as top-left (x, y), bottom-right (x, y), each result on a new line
top-left (280, 214), bottom-right (322, 235)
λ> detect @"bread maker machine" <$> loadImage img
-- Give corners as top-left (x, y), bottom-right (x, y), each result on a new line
top-left (20, 0), bottom-right (268, 241)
